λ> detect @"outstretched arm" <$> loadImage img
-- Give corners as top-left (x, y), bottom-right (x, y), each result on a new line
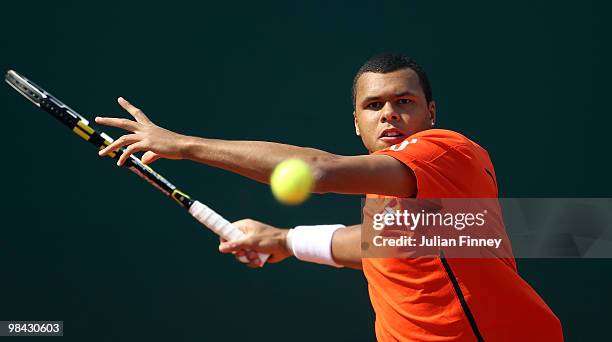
top-left (218, 221), bottom-right (363, 269)
top-left (96, 98), bottom-right (416, 198)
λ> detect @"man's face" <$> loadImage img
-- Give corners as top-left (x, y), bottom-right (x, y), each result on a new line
top-left (353, 68), bottom-right (436, 153)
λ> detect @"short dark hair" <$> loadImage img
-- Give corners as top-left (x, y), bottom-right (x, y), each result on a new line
top-left (352, 53), bottom-right (433, 108)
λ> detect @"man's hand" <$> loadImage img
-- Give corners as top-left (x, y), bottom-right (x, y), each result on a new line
top-left (219, 219), bottom-right (292, 268)
top-left (96, 97), bottom-right (189, 166)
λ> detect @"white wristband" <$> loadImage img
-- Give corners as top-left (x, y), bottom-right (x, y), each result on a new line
top-left (286, 224), bottom-right (345, 267)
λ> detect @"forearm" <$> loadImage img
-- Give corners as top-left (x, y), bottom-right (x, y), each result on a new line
top-left (181, 136), bottom-right (336, 185)
top-left (181, 137), bottom-right (415, 197)
top-left (96, 98), bottom-right (416, 197)
top-left (331, 225), bottom-right (362, 269)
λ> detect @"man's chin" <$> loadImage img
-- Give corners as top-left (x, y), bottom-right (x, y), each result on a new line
top-left (371, 142), bottom-right (395, 152)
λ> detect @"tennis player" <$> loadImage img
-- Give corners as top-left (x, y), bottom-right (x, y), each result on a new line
top-left (97, 53), bottom-right (563, 341)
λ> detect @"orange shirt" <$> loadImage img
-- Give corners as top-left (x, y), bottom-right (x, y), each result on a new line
top-left (363, 129), bottom-right (563, 341)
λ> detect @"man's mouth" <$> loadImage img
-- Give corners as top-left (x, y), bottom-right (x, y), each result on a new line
top-left (379, 128), bottom-right (406, 143)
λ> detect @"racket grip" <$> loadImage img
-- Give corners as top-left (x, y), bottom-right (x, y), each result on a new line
top-left (188, 200), bottom-right (270, 265)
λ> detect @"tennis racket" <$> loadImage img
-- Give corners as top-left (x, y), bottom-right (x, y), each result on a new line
top-left (5, 69), bottom-right (269, 265)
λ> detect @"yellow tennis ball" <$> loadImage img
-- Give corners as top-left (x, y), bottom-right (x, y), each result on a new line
top-left (270, 158), bottom-right (314, 205)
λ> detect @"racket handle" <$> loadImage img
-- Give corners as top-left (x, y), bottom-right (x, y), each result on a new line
top-left (188, 200), bottom-right (270, 265)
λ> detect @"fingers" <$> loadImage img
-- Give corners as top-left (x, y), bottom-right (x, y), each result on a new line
top-left (118, 97), bottom-right (151, 124)
top-left (219, 238), bottom-right (251, 253)
top-left (95, 97), bottom-right (151, 132)
top-left (219, 239), bottom-right (260, 262)
top-left (95, 116), bottom-right (140, 132)
top-left (242, 250), bottom-right (262, 268)
top-left (217, 242), bottom-right (247, 259)
top-left (117, 142), bottom-right (148, 166)
top-left (246, 250), bottom-right (261, 263)
top-left (219, 242), bottom-right (262, 267)
top-left (219, 219), bottom-right (266, 267)
top-left (218, 237), bottom-right (251, 263)
top-left (141, 151), bottom-right (161, 164)
top-left (98, 134), bottom-right (140, 157)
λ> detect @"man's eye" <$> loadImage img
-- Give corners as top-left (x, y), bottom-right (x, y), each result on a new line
top-left (367, 102), bottom-right (383, 110)
top-left (398, 98), bottom-right (413, 104)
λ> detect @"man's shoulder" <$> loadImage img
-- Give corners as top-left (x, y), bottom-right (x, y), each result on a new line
top-left (376, 129), bottom-right (491, 166)
top-left (411, 129), bottom-right (490, 156)
top-left (406, 129), bottom-right (490, 164)
top-left (410, 129), bottom-right (473, 146)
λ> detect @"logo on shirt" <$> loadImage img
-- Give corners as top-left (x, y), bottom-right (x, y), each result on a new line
top-left (389, 138), bottom-right (418, 151)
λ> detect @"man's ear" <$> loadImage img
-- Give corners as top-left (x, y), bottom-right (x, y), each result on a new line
top-left (353, 111), bottom-right (361, 136)
top-left (428, 101), bottom-right (437, 127)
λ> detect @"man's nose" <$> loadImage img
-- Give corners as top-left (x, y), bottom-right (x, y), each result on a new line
top-left (380, 102), bottom-right (399, 123)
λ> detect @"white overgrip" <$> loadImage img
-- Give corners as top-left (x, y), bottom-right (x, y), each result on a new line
top-left (188, 200), bottom-right (269, 265)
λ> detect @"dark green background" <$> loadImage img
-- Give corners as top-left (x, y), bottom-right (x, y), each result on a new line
top-left (1, 1), bottom-right (609, 341)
